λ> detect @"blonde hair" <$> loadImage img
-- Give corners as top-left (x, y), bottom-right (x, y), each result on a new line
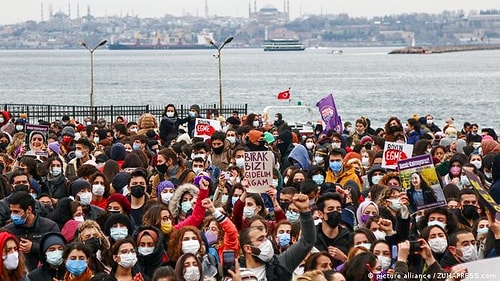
top-left (296, 270), bottom-right (325, 281)
top-left (77, 219), bottom-right (110, 250)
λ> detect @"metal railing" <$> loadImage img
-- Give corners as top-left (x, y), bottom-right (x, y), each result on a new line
top-left (3, 103), bottom-right (248, 123)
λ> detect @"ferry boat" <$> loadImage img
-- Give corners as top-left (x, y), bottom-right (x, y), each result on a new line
top-left (263, 39), bottom-right (305, 51)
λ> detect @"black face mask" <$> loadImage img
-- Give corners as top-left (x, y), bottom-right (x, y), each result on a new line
top-left (292, 182), bottom-right (302, 190)
top-left (212, 146), bottom-right (224, 155)
top-left (326, 211), bottom-right (341, 228)
top-left (130, 185), bottom-right (145, 198)
top-left (0, 142), bottom-right (8, 151)
top-left (388, 126), bottom-right (401, 133)
top-left (462, 205), bottom-right (479, 220)
top-left (277, 142), bottom-right (288, 155)
top-left (15, 184), bottom-right (29, 193)
top-left (280, 202), bottom-right (290, 211)
top-left (84, 237), bottom-right (102, 254)
top-left (155, 164), bottom-right (168, 175)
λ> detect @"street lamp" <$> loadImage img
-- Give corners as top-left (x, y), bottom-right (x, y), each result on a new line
top-left (80, 39), bottom-right (107, 118)
top-left (209, 36), bottom-right (233, 115)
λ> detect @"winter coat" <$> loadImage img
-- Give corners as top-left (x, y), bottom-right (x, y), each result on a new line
top-left (28, 233), bottom-right (67, 281)
top-left (4, 214), bottom-right (60, 270)
top-left (43, 174), bottom-right (69, 199)
top-left (315, 224), bottom-right (352, 268)
top-left (288, 145), bottom-right (311, 170)
top-left (168, 183), bottom-right (199, 220)
top-left (134, 226), bottom-right (169, 279)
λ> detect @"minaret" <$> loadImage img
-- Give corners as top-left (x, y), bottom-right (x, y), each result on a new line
top-left (41, 2), bottom-right (44, 22)
top-left (77, 3), bottom-right (80, 18)
top-left (205, 0), bottom-right (208, 18)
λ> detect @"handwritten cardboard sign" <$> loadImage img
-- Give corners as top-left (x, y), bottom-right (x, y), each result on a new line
top-left (193, 118), bottom-right (222, 139)
top-left (398, 154), bottom-right (446, 214)
top-left (382, 141), bottom-right (413, 170)
top-left (243, 151), bottom-right (275, 193)
top-left (24, 124), bottom-right (49, 157)
top-left (465, 170), bottom-right (500, 221)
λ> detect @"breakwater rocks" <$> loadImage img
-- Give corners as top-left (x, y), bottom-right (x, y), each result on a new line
top-left (388, 44), bottom-right (500, 54)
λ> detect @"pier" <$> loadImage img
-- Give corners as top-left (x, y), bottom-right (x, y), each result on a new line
top-left (388, 44), bottom-right (500, 54)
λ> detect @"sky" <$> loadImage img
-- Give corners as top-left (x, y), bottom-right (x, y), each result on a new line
top-left (1, 0), bottom-right (498, 25)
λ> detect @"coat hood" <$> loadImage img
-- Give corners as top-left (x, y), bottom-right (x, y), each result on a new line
top-left (133, 225), bottom-right (166, 267)
top-left (38, 232), bottom-right (67, 267)
top-left (288, 144), bottom-right (311, 170)
top-left (168, 183), bottom-right (199, 218)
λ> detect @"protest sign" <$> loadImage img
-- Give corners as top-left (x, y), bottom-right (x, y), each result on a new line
top-left (243, 151), bottom-right (274, 193)
top-left (398, 154), bottom-right (446, 213)
top-left (465, 170), bottom-right (500, 221)
top-left (24, 124), bottom-right (49, 157)
top-left (462, 257), bottom-right (500, 280)
top-left (193, 118), bottom-right (222, 139)
top-left (382, 141), bottom-right (413, 170)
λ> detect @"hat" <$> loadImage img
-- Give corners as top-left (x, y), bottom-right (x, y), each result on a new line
top-left (61, 220), bottom-right (80, 243)
top-left (95, 154), bottom-right (109, 164)
top-left (157, 180), bottom-right (175, 197)
top-left (277, 130), bottom-right (292, 143)
top-left (76, 124), bottom-right (86, 132)
top-left (61, 126), bottom-right (75, 138)
top-left (48, 142), bottom-right (60, 155)
top-left (137, 229), bottom-right (158, 244)
top-left (190, 104), bottom-right (201, 113)
top-left (104, 214), bottom-right (133, 237)
top-left (111, 143), bottom-right (127, 161)
top-left (341, 208), bottom-right (356, 231)
top-left (360, 136), bottom-right (374, 145)
top-left (15, 118), bottom-right (26, 124)
top-left (106, 193), bottom-right (132, 215)
top-left (248, 130), bottom-right (263, 145)
top-left (263, 132), bottom-right (275, 144)
top-left (29, 178), bottom-right (41, 194)
top-left (344, 152), bottom-right (361, 163)
top-left (69, 179), bottom-right (91, 197)
top-left (41, 233), bottom-right (66, 254)
top-left (112, 172), bottom-right (131, 194)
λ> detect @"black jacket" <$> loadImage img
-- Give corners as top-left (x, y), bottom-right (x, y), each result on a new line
top-left (28, 233), bottom-right (67, 281)
top-left (43, 174), bottom-right (69, 199)
top-left (4, 214), bottom-right (60, 270)
top-left (407, 187), bottom-right (437, 213)
top-left (134, 225), bottom-right (169, 279)
top-left (315, 223), bottom-right (352, 267)
top-left (439, 249), bottom-right (460, 271)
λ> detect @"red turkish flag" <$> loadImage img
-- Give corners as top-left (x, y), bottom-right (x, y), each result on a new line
top-left (277, 89), bottom-right (290, 100)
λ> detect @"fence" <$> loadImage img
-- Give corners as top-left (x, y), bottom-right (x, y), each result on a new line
top-left (3, 103), bottom-right (248, 123)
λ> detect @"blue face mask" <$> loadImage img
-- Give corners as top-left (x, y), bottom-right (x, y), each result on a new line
top-left (181, 201), bottom-right (192, 213)
top-left (312, 174), bottom-right (324, 185)
top-left (132, 143), bottom-right (141, 151)
top-left (66, 260), bottom-right (87, 276)
top-left (285, 210), bottom-right (300, 223)
top-left (277, 233), bottom-right (291, 248)
top-left (231, 197), bottom-right (239, 205)
top-left (110, 227), bottom-right (129, 241)
top-left (11, 214), bottom-right (27, 226)
top-left (329, 161), bottom-right (342, 173)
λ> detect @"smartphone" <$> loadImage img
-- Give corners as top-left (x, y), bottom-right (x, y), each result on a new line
top-left (223, 171), bottom-right (231, 180)
top-left (223, 250), bottom-right (235, 277)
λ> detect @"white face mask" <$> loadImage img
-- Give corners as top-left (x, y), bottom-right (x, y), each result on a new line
top-left (459, 245), bottom-right (478, 262)
top-left (161, 192), bottom-right (174, 204)
top-left (428, 237), bottom-right (448, 253)
top-left (75, 150), bottom-right (85, 159)
top-left (235, 157), bottom-right (245, 168)
top-left (253, 239), bottom-right (274, 262)
top-left (331, 143), bottom-right (341, 149)
top-left (253, 121), bottom-right (260, 128)
top-left (193, 168), bottom-right (204, 176)
top-left (226, 136), bottom-right (236, 144)
top-left (470, 160), bottom-right (482, 170)
top-left (166, 112), bottom-right (175, 118)
top-left (15, 125), bottom-right (24, 131)
top-left (3, 251), bottom-right (19, 270)
top-left (118, 253), bottom-right (137, 269)
top-left (305, 142), bottom-right (314, 150)
top-left (46, 249), bottom-right (64, 266)
top-left (74, 215), bottom-right (85, 222)
top-left (78, 191), bottom-right (92, 205)
top-left (138, 247), bottom-right (154, 256)
top-left (428, 220), bottom-right (447, 230)
top-left (355, 243), bottom-right (372, 250)
top-left (314, 156), bottom-right (324, 164)
top-left (110, 227), bottom-right (129, 241)
top-left (243, 206), bottom-right (256, 218)
top-left (377, 255), bottom-right (391, 270)
top-left (51, 167), bottom-right (62, 176)
top-left (92, 184), bottom-right (105, 196)
top-left (183, 266), bottom-right (201, 281)
top-left (182, 240), bottom-right (200, 254)
top-left (373, 230), bottom-right (386, 241)
top-left (371, 175), bottom-right (383, 185)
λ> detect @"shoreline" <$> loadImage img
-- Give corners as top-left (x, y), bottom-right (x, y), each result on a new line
top-left (388, 44), bottom-right (500, 54)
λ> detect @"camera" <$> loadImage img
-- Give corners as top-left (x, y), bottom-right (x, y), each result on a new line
top-left (409, 240), bottom-right (422, 252)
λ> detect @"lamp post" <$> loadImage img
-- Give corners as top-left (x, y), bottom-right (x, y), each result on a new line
top-left (80, 39), bottom-right (107, 118)
top-left (209, 36), bottom-right (233, 115)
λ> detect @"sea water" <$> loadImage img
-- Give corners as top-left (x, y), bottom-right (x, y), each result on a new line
top-left (0, 47), bottom-right (498, 129)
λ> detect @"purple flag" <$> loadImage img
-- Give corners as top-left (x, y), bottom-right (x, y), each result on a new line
top-left (316, 93), bottom-right (343, 133)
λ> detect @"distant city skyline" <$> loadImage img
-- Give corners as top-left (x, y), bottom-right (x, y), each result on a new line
top-left (2, 0), bottom-right (498, 25)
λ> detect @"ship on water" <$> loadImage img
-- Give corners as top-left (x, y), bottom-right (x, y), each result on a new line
top-left (109, 31), bottom-right (214, 50)
top-left (263, 38), bottom-right (305, 51)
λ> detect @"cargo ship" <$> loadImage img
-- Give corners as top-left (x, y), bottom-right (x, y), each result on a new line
top-left (263, 38), bottom-right (305, 51)
top-left (109, 31), bottom-right (214, 50)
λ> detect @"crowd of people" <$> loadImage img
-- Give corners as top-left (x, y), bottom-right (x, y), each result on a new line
top-left (0, 105), bottom-right (499, 281)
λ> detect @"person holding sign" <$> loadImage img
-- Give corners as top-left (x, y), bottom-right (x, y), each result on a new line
top-left (407, 172), bottom-right (437, 214)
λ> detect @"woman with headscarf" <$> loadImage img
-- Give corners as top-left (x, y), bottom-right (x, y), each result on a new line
top-left (0, 231), bottom-right (29, 281)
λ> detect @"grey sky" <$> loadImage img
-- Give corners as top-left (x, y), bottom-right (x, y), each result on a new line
top-left (2, 0), bottom-right (498, 25)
